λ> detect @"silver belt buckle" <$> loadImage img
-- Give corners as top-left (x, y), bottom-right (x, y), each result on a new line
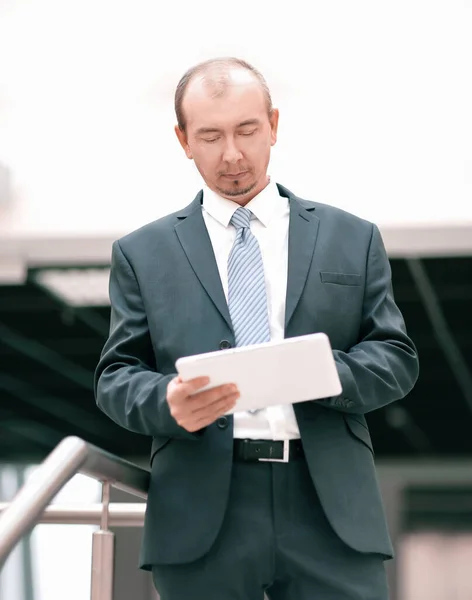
top-left (259, 440), bottom-right (290, 463)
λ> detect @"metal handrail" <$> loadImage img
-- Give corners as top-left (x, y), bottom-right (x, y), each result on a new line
top-left (0, 502), bottom-right (145, 526)
top-left (0, 436), bottom-right (150, 566)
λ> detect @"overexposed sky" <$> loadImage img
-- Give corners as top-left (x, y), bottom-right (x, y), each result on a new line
top-left (0, 0), bottom-right (471, 237)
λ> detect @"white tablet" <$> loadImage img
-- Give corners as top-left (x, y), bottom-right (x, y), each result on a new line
top-left (175, 333), bottom-right (342, 414)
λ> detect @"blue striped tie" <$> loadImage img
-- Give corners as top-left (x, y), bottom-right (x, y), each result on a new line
top-left (228, 207), bottom-right (271, 349)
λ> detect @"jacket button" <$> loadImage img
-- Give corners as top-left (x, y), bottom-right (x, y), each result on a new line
top-left (217, 417), bottom-right (228, 429)
top-left (219, 340), bottom-right (232, 350)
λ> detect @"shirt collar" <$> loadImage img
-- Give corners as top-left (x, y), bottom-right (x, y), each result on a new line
top-left (202, 179), bottom-right (286, 228)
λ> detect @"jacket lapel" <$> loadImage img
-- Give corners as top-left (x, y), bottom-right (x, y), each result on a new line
top-left (174, 192), bottom-right (233, 331)
top-left (174, 185), bottom-right (319, 333)
top-left (281, 187), bottom-right (320, 329)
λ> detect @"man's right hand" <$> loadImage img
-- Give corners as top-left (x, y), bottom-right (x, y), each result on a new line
top-left (167, 376), bottom-right (240, 433)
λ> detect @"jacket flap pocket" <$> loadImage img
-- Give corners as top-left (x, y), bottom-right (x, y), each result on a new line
top-left (344, 416), bottom-right (374, 454)
top-left (320, 271), bottom-right (362, 286)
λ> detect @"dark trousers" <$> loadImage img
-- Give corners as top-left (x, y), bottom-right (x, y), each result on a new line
top-left (152, 456), bottom-right (389, 600)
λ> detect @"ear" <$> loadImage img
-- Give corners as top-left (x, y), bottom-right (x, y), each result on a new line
top-left (175, 125), bottom-right (193, 159)
top-left (269, 108), bottom-right (279, 146)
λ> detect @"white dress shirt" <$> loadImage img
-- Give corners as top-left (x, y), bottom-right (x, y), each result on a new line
top-left (202, 179), bottom-right (301, 440)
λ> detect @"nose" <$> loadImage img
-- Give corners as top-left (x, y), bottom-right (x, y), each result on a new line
top-left (222, 137), bottom-right (243, 164)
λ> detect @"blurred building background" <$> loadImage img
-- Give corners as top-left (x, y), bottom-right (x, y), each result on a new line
top-left (1, 0), bottom-right (472, 599)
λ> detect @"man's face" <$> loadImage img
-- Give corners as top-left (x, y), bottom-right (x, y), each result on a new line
top-left (175, 69), bottom-right (279, 204)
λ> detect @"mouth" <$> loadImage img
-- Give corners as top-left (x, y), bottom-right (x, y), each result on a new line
top-left (221, 171), bottom-right (249, 180)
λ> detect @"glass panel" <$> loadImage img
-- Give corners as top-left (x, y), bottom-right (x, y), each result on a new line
top-left (0, 465), bottom-right (101, 600)
top-left (28, 470), bottom-right (101, 600)
top-left (0, 466), bottom-right (26, 600)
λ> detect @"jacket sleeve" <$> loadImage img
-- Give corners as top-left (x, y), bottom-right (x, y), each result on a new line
top-left (319, 224), bottom-right (419, 414)
top-left (94, 240), bottom-right (201, 440)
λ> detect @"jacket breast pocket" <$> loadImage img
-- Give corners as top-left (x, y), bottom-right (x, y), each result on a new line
top-left (344, 415), bottom-right (374, 455)
top-left (320, 272), bottom-right (362, 286)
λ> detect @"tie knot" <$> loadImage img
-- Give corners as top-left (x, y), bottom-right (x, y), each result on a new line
top-left (230, 207), bottom-right (252, 230)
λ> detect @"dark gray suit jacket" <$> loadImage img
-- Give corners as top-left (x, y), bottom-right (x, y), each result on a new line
top-left (94, 184), bottom-right (419, 570)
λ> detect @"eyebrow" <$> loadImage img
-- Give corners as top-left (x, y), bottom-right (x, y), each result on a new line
top-left (237, 119), bottom-right (260, 127)
top-left (195, 119), bottom-right (261, 136)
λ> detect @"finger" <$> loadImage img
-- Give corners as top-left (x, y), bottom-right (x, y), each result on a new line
top-left (187, 384), bottom-right (238, 412)
top-left (183, 394), bottom-right (239, 432)
top-left (168, 376), bottom-right (181, 391)
top-left (191, 391), bottom-right (239, 420)
top-left (170, 376), bottom-right (210, 405)
top-left (171, 388), bottom-right (238, 428)
top-left (178, 376), bottom-right (211, 397)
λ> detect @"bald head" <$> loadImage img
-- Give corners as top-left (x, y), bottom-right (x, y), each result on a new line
top-left (175, 58), bottom-right (273, 132)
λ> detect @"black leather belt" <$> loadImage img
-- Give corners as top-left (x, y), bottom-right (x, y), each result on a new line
top-left (233, 439), bottom-right (304, 463)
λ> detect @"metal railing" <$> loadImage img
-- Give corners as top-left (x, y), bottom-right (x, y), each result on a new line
top-left (0, 502), bottom-right (146, 526)
top-left (0, 436), bottom-right (150, 599)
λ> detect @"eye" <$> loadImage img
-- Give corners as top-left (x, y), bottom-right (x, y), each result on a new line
top-left (202, 137), bottom-right (220, 144)
top-left (239, 130), bottom-right (256, 137)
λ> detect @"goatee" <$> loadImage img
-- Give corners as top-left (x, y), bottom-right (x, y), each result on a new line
top-left (216, 180), bottom-right (257, 198)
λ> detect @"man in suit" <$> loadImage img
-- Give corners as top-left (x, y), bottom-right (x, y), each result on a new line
top-left (95, 57), bottom-right (419, 599)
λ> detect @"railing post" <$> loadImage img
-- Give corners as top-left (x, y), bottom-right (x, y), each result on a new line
top-left (90, 481), bottom-right (115, 600)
